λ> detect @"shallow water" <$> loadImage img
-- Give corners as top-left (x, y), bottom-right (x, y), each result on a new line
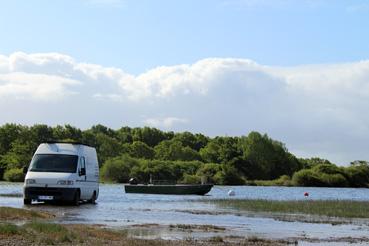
top-left (1, 182), bottom-right (369, 244)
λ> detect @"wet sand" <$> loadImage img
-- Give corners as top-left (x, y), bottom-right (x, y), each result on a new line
top-left (2, 183), bottom-right (369, 245)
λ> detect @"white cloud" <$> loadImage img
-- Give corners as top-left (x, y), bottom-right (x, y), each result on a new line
top-left (144, 117), bottom-right (189, 129)
top-left (0, 52), bottom-right (126, 101)
top-left (0, 72), bottom-right (81, 101)
top-left (1, 51), bottom-right (369, 164)
top-left (118, 58), bottom-right (266, 100)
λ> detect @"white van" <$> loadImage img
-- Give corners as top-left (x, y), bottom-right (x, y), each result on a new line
top-left (23, 142), bottom-right (99, 205)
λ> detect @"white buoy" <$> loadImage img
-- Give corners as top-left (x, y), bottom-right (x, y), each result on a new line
top-left (228, 189), bottom-right (235, 196)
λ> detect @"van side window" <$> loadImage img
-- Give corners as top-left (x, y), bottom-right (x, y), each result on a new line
top-left (80, 157), bottom-right (86, 176)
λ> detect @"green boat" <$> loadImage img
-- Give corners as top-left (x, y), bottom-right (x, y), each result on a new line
top-left (124, 184), bottom-right (213, 195)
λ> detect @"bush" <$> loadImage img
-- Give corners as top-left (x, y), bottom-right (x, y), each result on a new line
top-left (312, 164), bottom-right (344, 175)
top-left (292, 168), bottom-right (349, 187)
top-left (180, 174), bottom-right (201, 184)
top-left (215, 164), bottom-right (245, 185)
top-left (128, 141), bottom-right (155, 159)
top-left (255, 175), bottom-right (292, 186)
top-left (196, 163), bottom-right (222, 183)
top-left (292, 169), bottom-right (325, 187)
top-left (4, 168), bottom-right (24, 182)
top-left (320, 173), bottom-right (348, 187)
top-left (100, 155), bottom-right (139, 183)
top-left (344, 164), bottom-right (369, 187)
top-left (274, 175), bottom-right (293, 186)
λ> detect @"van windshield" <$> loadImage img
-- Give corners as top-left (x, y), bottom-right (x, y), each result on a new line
top-left (29, 154), bottom-right (78, 173)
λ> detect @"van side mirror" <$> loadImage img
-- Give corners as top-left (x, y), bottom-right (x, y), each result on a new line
top-left (23, 166), bottom-right (28, 174)
top-left (79, 168), bottom-right (86, 176)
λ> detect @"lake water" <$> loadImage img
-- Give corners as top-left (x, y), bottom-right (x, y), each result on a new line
top-left (1, 182), bottom-right (369, 244)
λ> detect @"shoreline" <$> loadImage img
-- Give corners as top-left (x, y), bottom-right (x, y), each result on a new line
top-left (0, 207), bottom-right (290, 245)
top-left (1, 180), bottom-right (369, 189)
top-left (2, 206), bottom-right (369, 245)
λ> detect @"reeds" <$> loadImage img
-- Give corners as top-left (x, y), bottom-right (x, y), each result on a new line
top-left (207, 199), bottom-right (369, 218)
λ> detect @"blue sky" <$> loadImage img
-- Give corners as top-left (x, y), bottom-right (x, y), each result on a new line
top-left (1, 0), bottom-right (369, 73)
top-left (1, 0), bottom-right (369, 165)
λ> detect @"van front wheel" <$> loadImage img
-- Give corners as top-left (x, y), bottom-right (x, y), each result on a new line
top-left (24, 199), bottom-right (31, 205)
top-left (88, 191), bottom-right (97, 204)
top-left (72, 190), bottom-right (80, 206)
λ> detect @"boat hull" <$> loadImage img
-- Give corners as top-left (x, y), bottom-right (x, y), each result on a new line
top-left (124, 184), bottom-right (213, 195)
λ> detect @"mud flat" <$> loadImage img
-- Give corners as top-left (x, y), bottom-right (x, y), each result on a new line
top-left (2, 184), bottom-right (369, 245)
top-left (0, 207), bottom-right (291, 246)
top-left (1, 206), bottom-right (369, 245)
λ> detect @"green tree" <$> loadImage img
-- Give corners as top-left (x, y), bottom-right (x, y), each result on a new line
top-left (344, 161), bottom-right (369, 187)
top-left (154, 140), bottom-right (201, 161)
top-left (0, 124), bottom-right (24, 155)
top-left (200, 137), bottom-right (241, 164)
top-left (196, 163), bottom-right (222, 180)
top-left (239, 132), bottom-right (300, 180)
top-left (95, 133), bottom-right (122, 165)
top-left (52, 125), bottom-right (82, 141)
top-left (30, 124), bottom-right (54, 144)
top-left (128, 141), bottom-right (155, 159)
top-left (132, 127), bottom-right (169, 147)
top-left (173, 132), bottom-right (209, 151)
top-left (116, 126), bottom-right (133, 144)
top-left (90, 124), bottom-right (116, 138)
top-left (216, 164), bottom-right (245, 185)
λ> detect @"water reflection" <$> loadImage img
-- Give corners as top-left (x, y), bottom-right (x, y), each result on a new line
top-left (1, 182), bottom-right (369, 243)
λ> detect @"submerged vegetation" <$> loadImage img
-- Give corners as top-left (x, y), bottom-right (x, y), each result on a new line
top-left (0, 123), bottom-right (368, 187)
top-left (0, 218), bottom-right (286, 245)
top-left (207, 199), bottom-right (369, 219)
top-left (0, 206), bottom-right (53, 220)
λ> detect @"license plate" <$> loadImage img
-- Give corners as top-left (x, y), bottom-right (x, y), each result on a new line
top-left (38, 196), bottom-right (53, 200)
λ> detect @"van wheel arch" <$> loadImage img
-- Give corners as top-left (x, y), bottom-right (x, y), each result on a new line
top-left (88, 191), bottom-right (97, 204)
top-left (24, 199), bottom-right (31, 205)
top-left (72, 189), bottom-right (80, 206)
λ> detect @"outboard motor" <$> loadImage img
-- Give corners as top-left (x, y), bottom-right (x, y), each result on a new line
top-left (129, 178), bottom-right (138, 185)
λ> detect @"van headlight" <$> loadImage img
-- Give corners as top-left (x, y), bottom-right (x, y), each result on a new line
top-left (57, 180), bottom-right (74, 185)
top-left (26, 179), bottom-right (36, 184)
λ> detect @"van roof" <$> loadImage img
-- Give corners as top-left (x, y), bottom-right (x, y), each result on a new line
top-left (44, 141), bottom-right (94, 148)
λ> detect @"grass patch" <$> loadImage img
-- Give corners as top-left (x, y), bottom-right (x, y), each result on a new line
top-left (25, 221), bottom-right (76, 244)
top-left (0, 206), bottom-right (53, 220)
top-left (0, 223), bottom-right (20, 235)
top-left (170, 224), bottom-right (225, 232)
top-left (25, 221), bottom-right (67, 234)
top-left (70, 224), bottom-right (126, 241)
top-left (208, 236), bottom-right (224, 242)
top-left (0, 221), bottom-right (250, 245)
top-left (206, 199), bottom-right (369, 218)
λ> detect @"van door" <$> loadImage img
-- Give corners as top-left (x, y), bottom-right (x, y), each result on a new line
top-left (77, 156), bottom-right (88, 199)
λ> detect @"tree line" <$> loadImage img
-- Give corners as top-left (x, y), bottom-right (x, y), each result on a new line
top-left (0, 123), bottom-right (368, 187)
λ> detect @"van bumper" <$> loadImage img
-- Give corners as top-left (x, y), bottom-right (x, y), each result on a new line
top-left (24, 187), bottom-right (78, 201)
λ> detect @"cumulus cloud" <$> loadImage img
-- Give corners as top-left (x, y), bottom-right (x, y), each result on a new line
top-left (1, 51), bottom-right (369, 164)
top-left (144, 117), bottom-right (189, 129)
top-left (0, 73), bottom-right (80, 101)
top-left (0, 52), bottom-right (126, 101)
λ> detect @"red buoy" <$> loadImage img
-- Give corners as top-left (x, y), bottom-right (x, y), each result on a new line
top-left (304, 192), bottom-right (309, 197)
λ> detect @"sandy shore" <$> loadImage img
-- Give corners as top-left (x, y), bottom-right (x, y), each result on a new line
top-left (2, 206), bottom-right (369, 245)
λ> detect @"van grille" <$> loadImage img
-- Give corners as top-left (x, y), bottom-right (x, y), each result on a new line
top-left (27, 187), bottom-right (63, 196)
